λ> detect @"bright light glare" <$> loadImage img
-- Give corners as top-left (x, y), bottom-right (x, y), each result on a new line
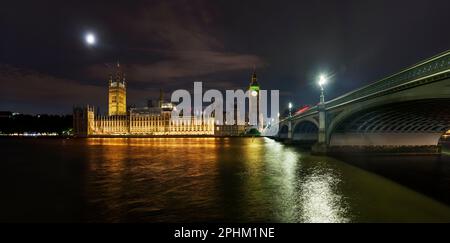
top-left (85, 33), bottom-right (96, 45)
top-left (251, 90), bottom-right (258, 97)
top-left (289, 102), bottom-right (293, 109)
top-left (318, 74), bottom-right (327, 87)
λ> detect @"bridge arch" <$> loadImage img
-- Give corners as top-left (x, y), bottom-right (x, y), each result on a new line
top-left (326, 76), bottom-right (450, 142)
top-left (328, 99), bottom-right (450, 147)
top-left (292, 120), bottom-right (319, 144)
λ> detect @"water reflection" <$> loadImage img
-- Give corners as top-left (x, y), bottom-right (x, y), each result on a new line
top-left (85, 138), bottom-right (222, 222)
top-left (1, 137), bottom-right (450, 222)
top-left (260, 139), bottom-right (349, 222)
top-left (299, 166), bottom-right (349, 223)
top-left (80, 137), bottom-right (450, 222)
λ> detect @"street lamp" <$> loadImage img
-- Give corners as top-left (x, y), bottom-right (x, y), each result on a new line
top-left (288, 102), bottom-right (293, 117)
top-left (318, 74), bottom-right (327, 104)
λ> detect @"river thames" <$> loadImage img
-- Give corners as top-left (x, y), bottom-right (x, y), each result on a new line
top-left (1, 137), bottom-right (450, 222)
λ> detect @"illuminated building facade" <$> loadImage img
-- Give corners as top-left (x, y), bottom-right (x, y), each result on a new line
top-left (73, 63), bottom-right (215, 137)
top-left (73, 106), bottom-right (215, 137)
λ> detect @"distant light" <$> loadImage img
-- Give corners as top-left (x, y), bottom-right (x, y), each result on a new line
top-left (289, 102), bottom-right (293, 109)
top-left (251, 90), bottom-right (258, 97)
top-left (85, 33), bottom-right (96, 45)
top-left (161, 103), bottom-right (173, 109)
top-left (318, 74), bottom-right (327, 87)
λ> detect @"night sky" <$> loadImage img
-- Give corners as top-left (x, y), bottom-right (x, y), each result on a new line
top-left (1, 0), bottom-right (449, 114)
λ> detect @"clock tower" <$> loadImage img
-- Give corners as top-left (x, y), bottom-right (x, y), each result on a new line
top-left (249, 70), bottom-right (261, 129)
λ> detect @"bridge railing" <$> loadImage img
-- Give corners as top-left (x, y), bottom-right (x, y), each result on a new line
top-left (290, 50), bottom-right (450, 120)
top-left (325, 50), bottom-right (450, 108)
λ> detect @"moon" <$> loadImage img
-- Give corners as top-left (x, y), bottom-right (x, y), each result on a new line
top-left (85, 33), bottom-right (96, 46)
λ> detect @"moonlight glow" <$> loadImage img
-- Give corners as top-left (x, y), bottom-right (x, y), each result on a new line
top-left (85, 33), bottom-right (96, 45)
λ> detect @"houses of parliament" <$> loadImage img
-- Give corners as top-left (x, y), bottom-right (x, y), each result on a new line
top-left (73, 62), bottom-right (262, 137)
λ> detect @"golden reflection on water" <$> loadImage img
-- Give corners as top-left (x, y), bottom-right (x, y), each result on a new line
top-left (87, 137), bottom-right (220, 148)
top-left (85, 138), bottom-right (222, 222)
top-left (80, 137), bottom-right (450, 223)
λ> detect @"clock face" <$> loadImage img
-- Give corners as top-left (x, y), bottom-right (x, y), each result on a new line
top-left (251, 90), bottom-right (258, 97)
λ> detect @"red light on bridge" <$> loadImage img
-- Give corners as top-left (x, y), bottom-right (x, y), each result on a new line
top-left (295, 106), bottom-right (310, 115)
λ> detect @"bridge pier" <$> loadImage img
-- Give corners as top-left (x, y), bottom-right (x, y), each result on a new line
top-left (280, 119), bottom-right (294, 144)
top-left (288, 119), bottom-right (293, 140)
top-left (318, 103), bottom-right (327, 144)
top-left (312, 103), bottom-right (329, 155)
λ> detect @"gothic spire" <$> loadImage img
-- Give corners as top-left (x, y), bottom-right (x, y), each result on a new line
top-left (250, 68), bottom-right (259, 87)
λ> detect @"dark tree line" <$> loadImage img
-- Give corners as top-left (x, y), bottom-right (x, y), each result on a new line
top-left (0, 114), bottom-right (73, 135)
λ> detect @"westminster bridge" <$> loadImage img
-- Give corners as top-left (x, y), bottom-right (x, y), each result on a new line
top-left (269, 50), bottom-right (450, 153)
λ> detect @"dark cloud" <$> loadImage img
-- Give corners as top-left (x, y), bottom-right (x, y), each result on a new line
top-left (0, 65), bottom-right (150, 114)
top-left (86, 51), bottom-right (264, 82)
top-left (83, 0), bottom-right (265, 85)
top-left (0, 0), bottom-right (449, 114)
top-left (0, 65), bottom-right (104, 113)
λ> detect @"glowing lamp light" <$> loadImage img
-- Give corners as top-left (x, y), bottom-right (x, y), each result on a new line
top-left (251, 90), bottom-right (258, 97)
top-left (85, 33), bottom-right (96, 46)
top-left (318, 74), bottom-right (327, 87)
top-left (289, 102), bottom-right (293, 109)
